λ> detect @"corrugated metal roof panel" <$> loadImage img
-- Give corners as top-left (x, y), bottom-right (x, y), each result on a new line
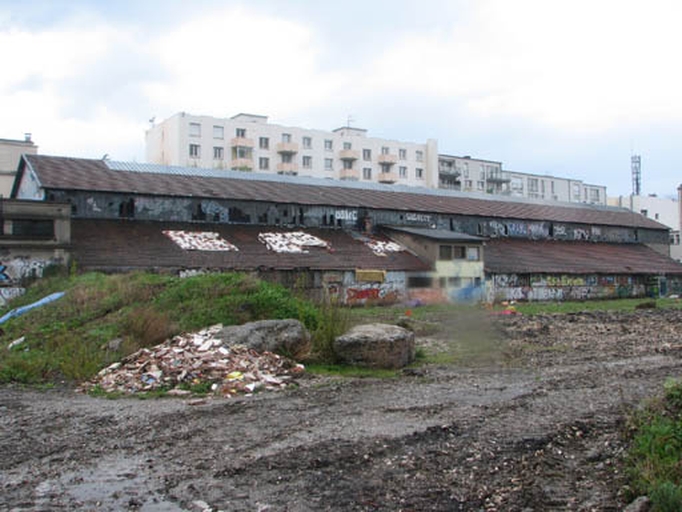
top-left (24, 155), bottom-right (667, 230)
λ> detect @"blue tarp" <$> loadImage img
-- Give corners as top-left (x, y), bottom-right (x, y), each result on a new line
top-left (0, 291), bottom-right (65, 325)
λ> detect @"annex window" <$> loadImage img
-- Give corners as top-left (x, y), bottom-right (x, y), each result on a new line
top-left (302, 155), bottom-right (312, 169)
top-left (189, 144), bottom-right (201, 158)
top-left (11, 219), bottom-right (54, 238)
top-left (363, 168), bottom-right (372, 180)
top-left (324, 139), bottom-right (333, 151)
top-left (189, 122), bottom-right (201, 137)
top-left (213, 125), bottom-right (224, 139)
top-left (236, 128), bottom-right (246, 138)
top-left (453, 246), bottom-right (466, 259)
top-left (363, 149), bottom-right (371, 161)
top-left (407, 276), bottom-right (433, 288)
top-left (213, 147), bottom-right (224, 160)
top-left (467, 247), bottom-right (480, 261)
top-left (438, 245), bottom-right (452, 260)
top-left (302, 136), bottom-right (312, 149)
top-left (259, 157), bottom-right (269, 170)
top-left (259, 137), bottom-right (269, 149)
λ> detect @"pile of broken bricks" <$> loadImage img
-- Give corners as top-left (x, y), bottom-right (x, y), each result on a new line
top-left (83, 324), bottom-right (304, 396)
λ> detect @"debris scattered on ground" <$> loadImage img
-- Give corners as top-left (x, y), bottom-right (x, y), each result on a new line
top-left (83, 324), bottom-right (304, 396)
top-left (7, 336), bottom-right (25, 350)
top-left (258, 231), bottom-right (329, 253)
top-left (163, 230), bottom-right (239, 251)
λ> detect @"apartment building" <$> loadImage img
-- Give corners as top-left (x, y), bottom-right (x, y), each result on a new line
top-left (0, 134), bottom-right (37, 198)
top-left (502, 170), bottom-right (606, 205)
top-left (146, 112), bottom-right (439, 188)
top-left (609, 192), bottom-right (682, 261)
top-left (438, 155), bottom-right (508, 194)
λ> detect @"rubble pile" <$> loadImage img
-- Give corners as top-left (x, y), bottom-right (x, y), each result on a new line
top-left (85, 324), bottom-right (304, 396)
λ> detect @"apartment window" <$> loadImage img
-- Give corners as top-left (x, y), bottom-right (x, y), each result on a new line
top-left (259, 137), bottom-right (269, 149)
top-left (363, 168), bottom-right (372, 180)
top-left (234, 146), bottom-right (251, 159)
top-left (416, 168), bottom-right (424, 179)
top-left (189, 144), bottom-right (200, 158)
top-left (302, 136), bottom-right (312, 149)
top-left (415, 150), bottom-right (423, 162)
top-left (655, 213), bottom-right (660, 220)
top-left (189, 122), bottom-right (201, 137)
top-left (343, 142), bottom-right (352, 150)
top-left (281, 153), bottom-right (293, 164)
top-left (302, 155), bottom-right (312, 169)
top-left (259, 157), bottom-right (269, 170)
top-left (282, 133), bottom-right (291, 143)
top-left (641, 209), bottom-right (648, 217)
top-left (477, 181), bottom-right (485, 190)
top-left (399, 166), bottom-right (407, 178)
top-left (439, 245), bottom-right (452, 260)
top-left (213, 147), bottom-right (224, 160)
top-left (464, 180), bottom-right (472, 189)
top-left (236, 128), bottom-right (246, 138)
top-left (399, 148), bottom-right (407, 160)
top-left (381, 146), bottom-right (390, 155)
top-left (589, 188), bottom-right (601, 203)
top-left (342, 159), bottom-right (353, 170)
top-left (467, 247), bottom-right (480, 261)
top-left (213, 126), bottom-right (224, 139)
top-left (324, 139), bottom-right (333, 151)
top-left (363, 149), bottom-right (371, 161)
top-left (325, 158), bottom-right (333, 171)
top-left (453, 246), bottom-right (466, 259)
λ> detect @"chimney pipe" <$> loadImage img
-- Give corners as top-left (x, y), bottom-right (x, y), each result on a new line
top-left (24, 133), bottom-right (32, 142)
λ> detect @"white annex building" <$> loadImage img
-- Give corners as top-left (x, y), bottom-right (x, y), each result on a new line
top-left (146, 112), bottom-right (607, 205)
top-left (0, 134), bottom-right (37, 198)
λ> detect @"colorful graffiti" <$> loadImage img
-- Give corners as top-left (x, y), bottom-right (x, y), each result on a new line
top-left (345, 283), bottom-right (401, 305)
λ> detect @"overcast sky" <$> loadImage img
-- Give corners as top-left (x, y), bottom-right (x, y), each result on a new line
top-left (2, 0), bottom-right (681, 197)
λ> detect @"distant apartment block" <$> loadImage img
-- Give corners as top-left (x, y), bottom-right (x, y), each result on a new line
top-left (146, 112), bottom-right (607, 205)
top-left (0, 134), bottom-right (37, 197)
top-left (146, 112), bottom-right (439, 188)
top-left (609, 192), bottom-right (682, 261)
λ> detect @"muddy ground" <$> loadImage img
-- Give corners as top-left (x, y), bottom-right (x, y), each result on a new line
top-left (1, 307), bottom-right (681, 511)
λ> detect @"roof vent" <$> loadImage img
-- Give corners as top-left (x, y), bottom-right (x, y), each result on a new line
top-left (24, 133), bottom-right (32, 142)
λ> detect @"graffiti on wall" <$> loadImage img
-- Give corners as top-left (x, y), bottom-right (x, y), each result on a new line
top-left (1, 258), bottom-right (50, 283)
top-left (335, 210), bottom-right (358, 221)
top-left (492, 273), bottom-right (647, 302)
top-left (0, 288), bottom-right (25, 307)
top-left (405, 213), bottom-right (432, 224)
top-left (345, 283), bottom-right (402, 305)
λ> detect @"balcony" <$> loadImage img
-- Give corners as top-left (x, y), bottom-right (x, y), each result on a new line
top-left (276, 162), bottom-right (299, 174)
top-left (486, 171), bottom-right (510, 183)
top-left (230, 137), bottom-right (254, 148)
top-left (339, 169), bottom-right (360, 180)
top-left (339, 149), bottom-right (360, 161)
top-left (276, 142), bottom-right (299, 154)
top-left (378, 153), bottom-right (397, 165)
top-left (378, 171), bottom-right (398, 184)
top-left (230, 158), bottom-right (253, 170)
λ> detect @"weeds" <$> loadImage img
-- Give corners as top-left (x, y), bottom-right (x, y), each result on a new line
top-left (626, 378), bottom-right (682, 511)
top-left (308, 298), bottom-right (350, 363)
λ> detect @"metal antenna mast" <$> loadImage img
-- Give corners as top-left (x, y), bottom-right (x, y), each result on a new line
top-left (631, 154), bottom-right (641, 196)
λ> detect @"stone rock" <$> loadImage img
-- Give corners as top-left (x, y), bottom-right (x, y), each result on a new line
top-left (333, 323), bottom-right (415, 369)
top-left (216, 319), bottom-right (311, 360)
top-left (623, 496), bottom-right (651, 512)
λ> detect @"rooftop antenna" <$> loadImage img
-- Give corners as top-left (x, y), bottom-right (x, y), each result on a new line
top-left (631, 154), bottom-right (641, 196)
top-left (346, 115), bottom-right (354, 128)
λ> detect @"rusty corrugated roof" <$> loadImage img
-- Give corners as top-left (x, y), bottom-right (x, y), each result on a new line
top-left (22, 154), bottom-right (666, 230)
top-left (70, 219), bottom-right (431, 272)
top-left (484, 238), bottom-right (682, 275)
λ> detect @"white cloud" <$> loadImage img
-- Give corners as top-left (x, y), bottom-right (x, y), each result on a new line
top-left (361, 0), bottom-right (682, 132)
top-left (144, 7), bottom-right (345, 120)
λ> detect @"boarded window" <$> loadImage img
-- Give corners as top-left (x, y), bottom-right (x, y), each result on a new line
top-left (12, 219), bottom-right (54, 238)
top-left (407, 276), bottom-right (433, 288)
top-left (439, 245), bottom-right (452, 260)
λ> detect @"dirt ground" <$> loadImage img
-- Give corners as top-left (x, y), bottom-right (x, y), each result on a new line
top-left (2, 307), bottom-right (682, 511)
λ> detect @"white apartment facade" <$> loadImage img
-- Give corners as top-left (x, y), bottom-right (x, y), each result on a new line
top-left (502, 169), bottom-right (606, 205)
top-left (0, 135), bottom-right (37, 197)
top-left (608, 192), bottom-right (682, 261)
top-left (438, 155), bottom-right (507, 194)
top-left (146, 112), bottom-right (439, 188)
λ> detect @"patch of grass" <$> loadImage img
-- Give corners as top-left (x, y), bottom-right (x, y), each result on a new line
top-left (308, 298), bottom-right (351, 363)
top-left (626, 378), bottom-right (682, 511)
top-left (512, 297), bottom-right (682, 316)
top-left (0, 271), bottom-right (321, 386)
top-left (305, 363), bottom-right (399, 379)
